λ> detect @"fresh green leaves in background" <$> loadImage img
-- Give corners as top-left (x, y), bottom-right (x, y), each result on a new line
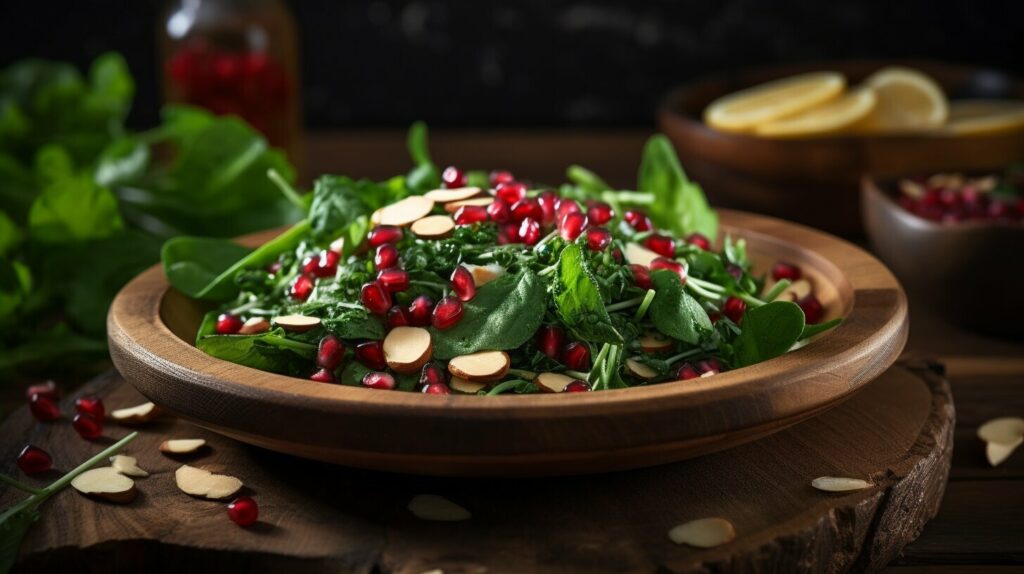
top-left (638, 135), bottom-right (718, 239)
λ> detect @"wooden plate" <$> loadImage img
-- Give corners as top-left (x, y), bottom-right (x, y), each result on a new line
top-left (107, 210), bottom-right (907, 476)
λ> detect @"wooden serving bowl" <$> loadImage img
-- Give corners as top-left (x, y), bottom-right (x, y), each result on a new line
top-left (659, 60), bottom-right (1024, 236)
top-left (862, 176), bottom-right (1024, 338)
top-left (108, 210), bottom-right (907, 476)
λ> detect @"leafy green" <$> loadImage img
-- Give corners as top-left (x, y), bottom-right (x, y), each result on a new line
top-left (196, 311), bottom-right (317, 374)
top-left (0, 212), bottom-right (21, 256)
top-left (553, 244), bottom-right (623, 344)
top-left (405, 121), bottom-right (440, 192)
top-left (28, 173), bottom-right (123, 243)
top-left (733, 301), bottom-right (806, 367)
top-left (637, 135), bottom-right (718, 239)
top-left (800, 317), bottom-right (842, 340)
top-left (649, 270), bottom-right (712, 345)
top-left (307, 175), bottom-right (407, 243)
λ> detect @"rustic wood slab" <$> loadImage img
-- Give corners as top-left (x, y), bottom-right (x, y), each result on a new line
top-left (1, 362), bottom-right (952, 573)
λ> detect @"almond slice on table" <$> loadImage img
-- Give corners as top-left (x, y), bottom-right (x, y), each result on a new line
top-left (448, 351), bottom-right (511, 383)
top-left (625, 358), bottom-right (658, 381)
top-left (408, 494), bottom-right (472, 521)
top-left (383, 327), bottom-right (434, 374)
top-left (425, 187), bottom-right (484, 203)
top-left (410, 215), bottom-right (456, 239)
top-left (273, 314), bottom-right (321, 333)
top-left (667, 517), bottom-right (736, 548)
top-left (160, 438), bottom-right (207, 455)
top-left (977, 417), bottom-right (1024, 445)
top-left (110, 455), bottom-right (149, 477)
top-left (72, 467), bottom-right (137, 503)
top-left (377, 196), bottom-right (435, 226)
top-left (444, 197), bottom-right (493, 214)
top-left (463, 263), bottom-right (505, 287)
top-left (811, 476), bottom-right (871, 492)
top-left (534, 372), bottom-right (578, 393)
top-left (639, 331), bottom-right (673, 354)
top-left (238, 317), bottom-right (270, 335)
top-left (449, 376), bottom-right (487, 394)
top-left (110, 402), bottom-right (160, 425)
top-left (986, 437), bottom-right (1022, 467)
top-left (175, 465), bottom-right (243, 500)
top-left (624, 242), bottom-right (660, 268)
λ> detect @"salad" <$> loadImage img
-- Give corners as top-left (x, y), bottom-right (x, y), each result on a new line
top-left (163, 124), bottom-right (839, 394)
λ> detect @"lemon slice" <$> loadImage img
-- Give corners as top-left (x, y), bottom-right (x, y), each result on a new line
top-left (704, 72), bottom-right (846, 132)
top-left (859, 67), bottom-right (948, 132)
top-left (941, 100), bottom-right (1024, 136)
top-left (754, 88), bottom-right (877, 138)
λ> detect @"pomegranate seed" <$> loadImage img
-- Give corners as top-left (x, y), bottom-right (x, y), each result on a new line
top-left (587, 202), bottom-right (614, 225)
top-left (624, 210), bottom-right (652, 231)
top-left (442, 166), bottom-right (466, 188)
top-left (586, 227), bottom-right (612, 251)
top-left (290, 274), bottom-right (315, 301)
top-left (367, 225), bottom-right (403, 247)
top-left (536, 325), bottom-right (565, 359)
top-left (29, 393), bottom-right (60, 422)
top-left (450, 266), bottom-right (476, 302)
top-left (644, 234), bottom-right (676, 257)
top-left (630, 264), bottom-right (653, 289)
top-left (317, 335), bottom-right (345, 369)
top-left (685, 233), bottom-right (711, 251)
top-left (722, 296), bottom-right (746, 324)
top-left (496, 181), bottom-right (526, 204)
top-left (538, 190), bottom-right (559, 224)
top-left (362, 371), bottom-right (396, 390)
top-left (650, 257), bottom-right (687, 285)
top-left (377, 268), bottom-right (410, 293)
top-left (74, 395), bottom-right (105, 421)
top-left (360, 281), bottom-right (392, 314)
top-left (519, 218), bottom-right (541, 245)
top-left (771, 261), bottom-right (802, 282)
top-left (500, 222), bottom-right (521, 244)
top-left (559, 212), bottom-right (588, 241)
top-left (490, 170), bottom-right (515, 187)
top-left (562, 380), bottom-right (591, 392)
top-left (216, 313), bottom-right (244, 334)
top-left (562, 342), bottom-right (591, 370)
top-left (432, 296), bottom-right (464, 329)
top-left (419, 363), bottom-right (448, 387)
top-left (798, 294), bottom-right (825, 324)
top-left (408, 294), bottom-right (435, 326)
top-left (386, 305), bottom-right (410, 329)
top-left (72, 413), bottom-right (103, 440)
top-left (302, 254), bottom-right (319, 275)
top-left (726, 264), bottom-right (743, 281)
top-left (612, 248), bottom-right (623, 262)
top-left (708, 311), bottom-right (721, 324)
top-left (696, 359), bottom-right (722, 375)
top-left (374, 243), bottom-right (399, 270)
top-left (227, 496), bottom-right (259, 527)
top-left (310, 250), bottom-right (340, 278)
top-left (675, 363), bottom-right (700, 380)
top-left (310, 368), bottom-right (336, 383)
top-left (511, 198), bottom-right (543, 222)
top-left (17, 445), bottom-right (53, 475)
top-left (486, 198), bottom-right (511, 223)
top-left (556, 199), bottom-right (581, 219)
top-left (422, 383), bottom-right (451, 394)
top-left (25, 381), bottom-right (60, 400)
top-left (355, 341), bottom-right (387, 370)
top-left (454, 205), bottom-right (489, 225)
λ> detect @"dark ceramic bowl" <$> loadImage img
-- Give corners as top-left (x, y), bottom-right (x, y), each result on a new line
top-left (861, 175), bottom-right (1024, 337)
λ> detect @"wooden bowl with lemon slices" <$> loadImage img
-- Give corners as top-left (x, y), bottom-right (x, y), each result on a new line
top-left (659, 60), bottom-right (1024, 236)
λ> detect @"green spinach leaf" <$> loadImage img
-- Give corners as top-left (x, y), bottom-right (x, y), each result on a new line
top-left (734, 301), bottom-right (805, 367)
top-left (405, 121), bottom-right (440, 192)
top-left (649, 270), bottom-right (712, 344)
top-left (637, 135), bottom-right (718, 239)
top-left (28, 173), bottom-right (122, 243)
top-left (800, 317), bottom-right (842, 340)
top-left (553, 243), bottom-right (623, 344)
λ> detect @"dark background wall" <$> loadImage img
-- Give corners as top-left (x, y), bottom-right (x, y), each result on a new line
top-left (1, 0), bottom-right (1023, 128)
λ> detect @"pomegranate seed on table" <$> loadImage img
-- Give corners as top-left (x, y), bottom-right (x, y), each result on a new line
top-left (360, 281), bottom-right (392, 314)
top-left (486, 198), bottom-right (511, 223)
top-left (536, 325), bottom-right (566, 359)
top-left (798, 294), bottom-right (825, 324)
top-left (675, 363), bottom-right (700, 380)
top-left (685, 233), bottom-right (711, 251)
top-left (216, 313), bottom-right (244, 334)
top-left (562, 342), bottom-right (591, 370)
top-left (630, 264), bottom-right (653, 289)
top-left (377, 268), bottom-right (410, 293)
top-left (227, 496), bottom-right (260, 527)
top-left (374, 243), bottom-right (399, 270)
top-left (650, 257), bottom-right (687, 285)
top-left (562, 380), bottom-right (591, 393)
top-left (317, 335), bottom-right (345, 370)
top-left (355, 341), bottom-right (387, 370)
top-left (624, 210), bottom-right (652, 231)
top-left (419, 363), bottom-right (448, 387)
top-left (386, 305), bottom-right (411, 329)
top-left (511, 198), bottom-right (543, 223)
top-left (771, 261), bottom-right (802, 282)
top-left (432, 296), bottom-right (465, 329)
top-left (644, 234), bottom-right (675, 258)
top-left (454, 205), bottom-right (489, 225)
top-left (74, 395), bottom-right (105, 421)
top-left (490, 169), bottom-right (515, 187)
top-left (408, 295), bottom-right (435, 326)
top-left (450, 266), bottom-right (476, 302)
top-left (442, 166), bottom-right (466, 188)
top-left (587, 202), bottom-right (614, 225)
top-left (518, 218), bottom-right (541, 245)
top-left (17, 445), bottom-right (53, 475)
top-left (310, 368), bottom-right (336, 383)
top-left (362, 372), bottom-right (397, 390)
top-left (722, 296), bottom-right (746, 324)
top-left (422, 383), bottom-right (451, 394)
top-left (290, 274), bottom-right (315, 301)
top-left (559, 212), bottom-right (588, 241)
top-left (585, 227), bottom-right (612, 251)
top-left (25, 381), bottom-right (60, 400)
top-left (367, 225), bottom-right (403, 247)
top-left (496, 181), bottom-right (526, 204)
top-left (29, 393), bottom-right (60, 422)
top-left (72, 413), bottom-right (103, 440)
top-left (538, 190), bottom-right (559, 223)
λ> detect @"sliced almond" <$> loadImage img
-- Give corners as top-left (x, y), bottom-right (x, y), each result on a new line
top-left (71, 467), bottom-right (137, 503)
top-left (110, 455), bottom-right (149, 477)
top-left (448, 351), bottom-right (511, 382)
top-left (110, 402), bottom-right (160, 425)
top-left (238, 317), bottom-right (270, 335)
top-left (272, 314), bottom-right (321, 332)
top-left (174, 465), bottom-right (243, 500)
top-left (625, 358), bottom-right (658, 381)
top-left (410, 215), bottom-right (456, 239)
top-left (329, 236), bottom-right (346, 254)
top-left (160, 438), bottom-right (207, 455)
top-left (668, 517), bottom-right (736, 548)
top-left (463, 263), bottom-right (506, 287)
top-left (534, 372), bottom-right (578, 393)
top-left (425, 186), bottom-right (484, 203)
top-left (370, 208), bottom-right (383, 225)
top-left (977, 417), bottom-right (1024, 445)
top-left (444, 197), bottom-right (493, 214)
top-left (784, 279), bottom-right (813, 301)
top-left (377, 196), bottom-right (435, 226)
top-left (986, 437), bottom-right (1022, 467)
top-left (639, 331), bottom-right (673, 354)
top-left (624, 242), bottom-right (660, 267)
top-left (383, 326), bottom-right (434, 374)
top-left (811, 476), bottom-right (871, 492)
top-left (408, 494), bottom-right (472, 521)
top-left (449, 376), bottom-right (486, 394)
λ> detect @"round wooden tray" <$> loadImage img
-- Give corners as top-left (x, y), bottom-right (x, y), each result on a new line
top-left (107, 209), bottom-right (908, 476)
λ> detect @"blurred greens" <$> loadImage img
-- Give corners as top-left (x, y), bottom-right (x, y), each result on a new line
top-left (0, 53), bottom-right (300, 377)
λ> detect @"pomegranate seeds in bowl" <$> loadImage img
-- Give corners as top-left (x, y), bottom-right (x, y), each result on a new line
top-left (895, 169), bottom-right (1023, 225)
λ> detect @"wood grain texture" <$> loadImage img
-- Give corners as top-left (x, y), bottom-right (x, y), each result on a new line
top-left (105, 210), bottom-right (908, 476)
top-left (1, 362), bottom-right (951, 573)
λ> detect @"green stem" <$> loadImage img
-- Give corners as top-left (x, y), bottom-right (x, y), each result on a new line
top-left (269, 338), bottom-right (317, 353)
top-left (267, 168), bottom-right (306, 209)
top-left (686, 281), bottom-right (723, 301)
top-left (735, 291), bottom-right (767, 308)
top-left (532, 230), bottom-right (559, 251)
top-left (605, 295), bottom-right (646, 313)
top-left (665, 347), bottom-right (705, 364)
top-left (486, 379), bottom-right (529, 396)
top-left (587, 343), bottom-right (611, 385)
top-left (763, 279), bottom-right (792, 302)
top-left (688, 276), bottom-right (726, 292)
top-left (564, 369), bottom-right (590, 380)
top-left (601, 190), bottom-right (655, 205)
top-left (0, 475), bottom-right (42, 496)
top-left (409, 280), bottom-right (448, 291)
top-left (633, 289), bottom-right (656, 321)
top-left (537, 263), bottom-right (559, 277)
top-left (506, 368), bottom-right (537, 380)
top-left (41, 432), bottom-right (140, 496)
